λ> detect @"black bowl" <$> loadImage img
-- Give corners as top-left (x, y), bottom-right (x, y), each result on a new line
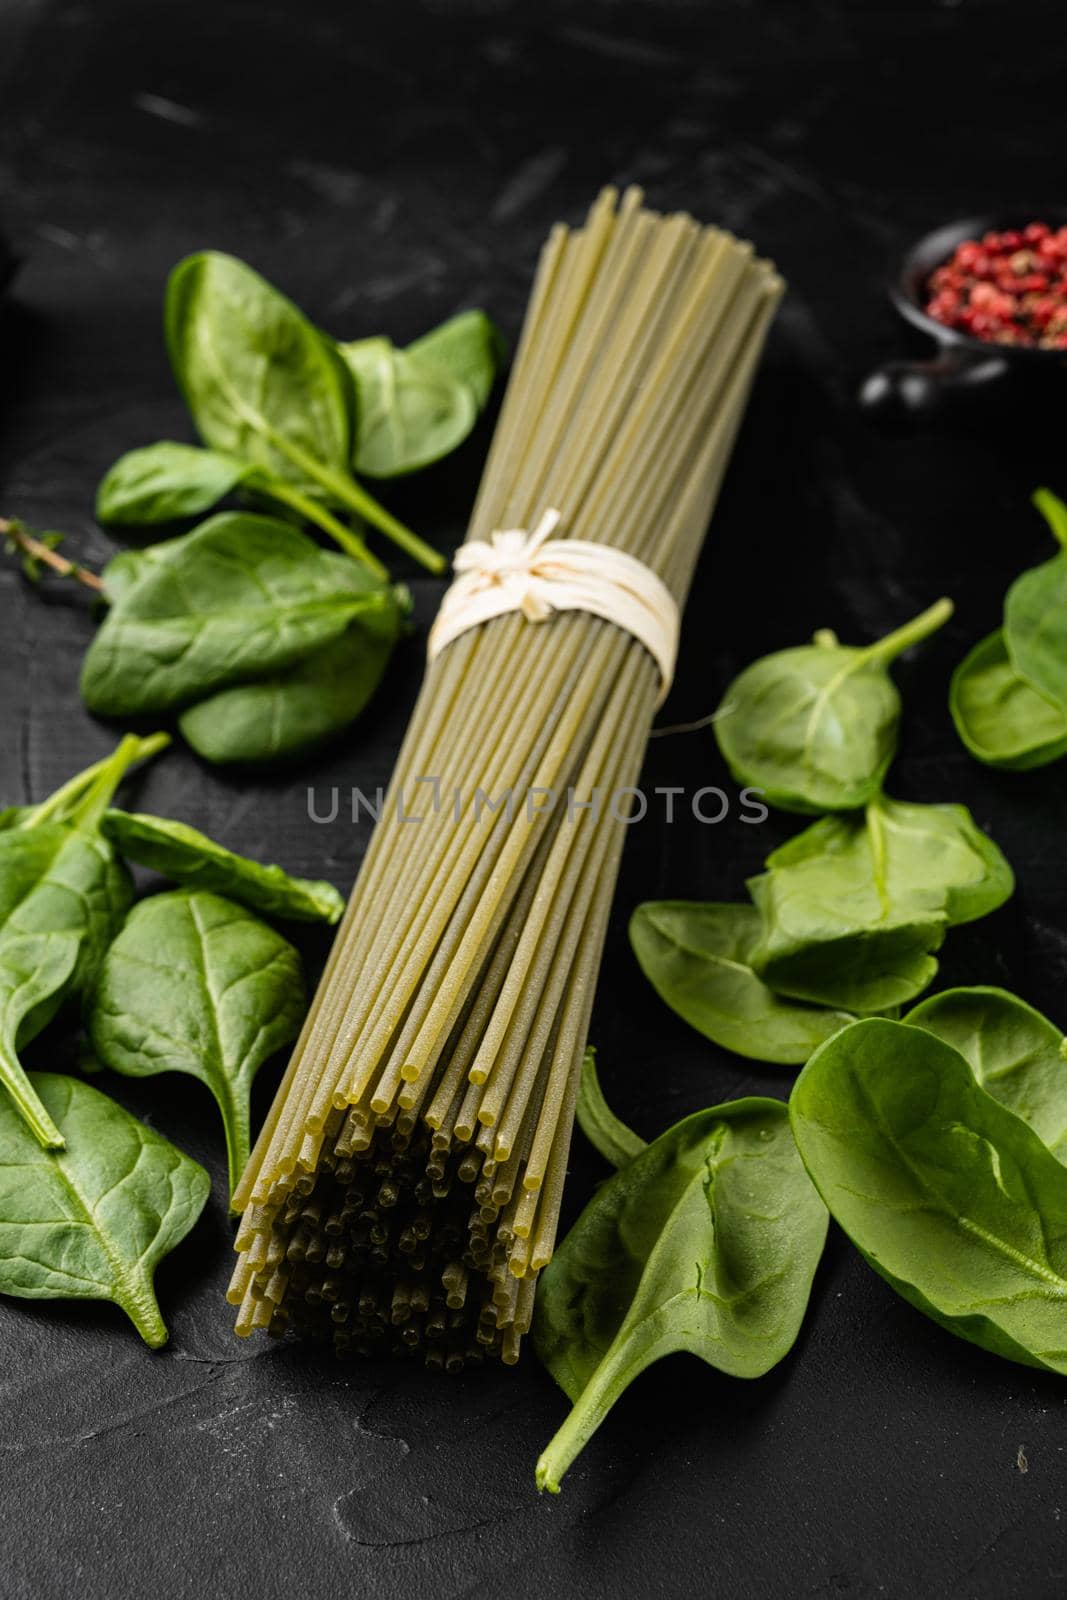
top-left (859, 212), bottom-right (1067, 421)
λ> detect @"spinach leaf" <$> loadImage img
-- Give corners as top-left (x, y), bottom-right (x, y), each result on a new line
top-left (0, 825), bottom-right (130, 1147)
top-left (165, 251), bottom-right (443, 572)
top-left (89, 889), bottom-right (306, 1200)
top-left (950, 628), bottom-right (1067, 771)
top-left (714, 600), bottom-right (953, 814)
top-left (906, 987), bottom-right (1067, 1160)
top-left (81, 512), bottom-right (395, 716)
top-left (99, 542), bottom-right (173, 602)
top-left (98, 444), bottom-right (393, 580)
top-left (575, 1049), bottom-right (646, 1168)
top-left (166, 251), bottom-right (352, 488)
top-left (406, 310), bottom-right (504, 409)
top-left (1003, 488), bottom-right (1067, 713)
top-left (96, 442), bottom-right (256, 526)
top-left (749, 796), bottom-right (1013, 1013)
top-left (15, 733), bottom-right (171, 830)
top-left (534, 1096), bottom-right (827, 1492)
top-left (630, 900), bottom-right (853, 1065)
top-left (177, 597), bottom-right (402, 764)
top-left (339, 337), bottom-right (477, 479)
top-left (0, 1071), bottom-right (208, 1346)
top-left (102, 810), bottom-right (344, 923)
top-left (0, 735), bottom-right (166, 1147)
top-left (339, 310), bottom-right (503, 479)
top-left (791, 1017), bottom-right (1067, 1377)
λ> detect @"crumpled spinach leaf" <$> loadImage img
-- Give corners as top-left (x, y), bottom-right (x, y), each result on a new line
top-left (714, 600), bottom-right (952, 814)
top-left (0, 1071), bottom-right (208, 1346)
top-left (748, 796), bottom-right (1013, 1013)
top-left (534, 1095), bottom-right (828, 1492)
top-left (906, 986), bottom-right (1067, 1161)
top-left (790, 1017), bottom-right (1067, 1377)
top-left (1004, 488), bottom-right (1067, 713)
top-left (950, 627), bottom-right (1067, 771)
top-left (89, 889), bottom-right (306, 1200)
top-left (574, 1049), bottom-right (647, 1168)
top-left (177, 596), bottom-right (402, 764)
top-left (630, 900), bottom-right (853, 1065)
top-left (81, 511), bottom-right (395, 717)
top-left (96, 441), bottom-right (256, 526)
top-left (102, 810), bottom-right (344, 924)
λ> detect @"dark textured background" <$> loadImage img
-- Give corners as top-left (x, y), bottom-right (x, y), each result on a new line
top-left (2, 2), bottom-right (1066, 1596)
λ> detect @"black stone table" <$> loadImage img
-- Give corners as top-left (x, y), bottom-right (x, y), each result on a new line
top-left (1, 3), bottom-right (1064, 1595)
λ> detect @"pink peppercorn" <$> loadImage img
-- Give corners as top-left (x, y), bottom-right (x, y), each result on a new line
top-left (922, 221), bottom-right (1067, 348)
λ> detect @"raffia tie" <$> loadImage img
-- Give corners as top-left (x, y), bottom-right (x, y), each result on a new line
top-left (426, 509), bottom-right (679, 706)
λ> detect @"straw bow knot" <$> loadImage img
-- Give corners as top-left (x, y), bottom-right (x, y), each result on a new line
top-left (428, 506), bottom-right (679, 705)
top-left (451, 510), bottom-right (561, 623)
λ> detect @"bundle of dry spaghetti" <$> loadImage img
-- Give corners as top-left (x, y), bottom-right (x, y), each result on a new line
top-left (228, 186), bottom-right (782, 1368)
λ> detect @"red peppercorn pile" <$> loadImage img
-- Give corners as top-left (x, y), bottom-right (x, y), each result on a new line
top-left (923, 223), bottom-right (1067, 348)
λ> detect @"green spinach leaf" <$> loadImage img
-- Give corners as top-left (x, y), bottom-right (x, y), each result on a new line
top-left (534, 1096), bottom-right (827, 1492)
top-left (14, 734), bottom-right (170, 830)
top-left (166, 251), bottom-right (352, 488)
top-left (102, 810), bottom-right (344, 923)
top-left (96, 442), bottom-right (256, 526)
top-left (339, 336), bottom-right (477, 479)
top-left (338, 310), bottom-right (502, 479)
top-left (575, 1049), bottom-right (646, 1168)
top-left (714, 600), bottom-right (952, 813)
top-left (790, 1017), bottom-right (1067, 1377)
top-left (406, 310), bottom-right (504, 409)
top-left (177, 596), bottom-right (402, 764)
top-left (1003, 488), bottom-right (1067, 713)
top-left (906, 987), bottom-right (1067, 1160)
top-left (0, 825), bottom-right (130, 1146)
top-left (950, 628), bottom-right (1067, 770)
top-left (0, 1071), bottom-right (208, 1346)
top-left (749, 796), bottom-right (1013, 1013)
top-left (89, 889), bottom-right (306, 1200)
top-left (0, 735), bottom-right (167, 1147)
top-left (165, 251), bottom-right (443, 571)
top-left (81, 512), bottom-right (395, 716)
top-left (630, 900), bottom-right (853, 1064)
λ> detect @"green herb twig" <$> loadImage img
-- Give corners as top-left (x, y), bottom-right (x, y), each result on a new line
top-left (1, 517), bottom-right (105, 592)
